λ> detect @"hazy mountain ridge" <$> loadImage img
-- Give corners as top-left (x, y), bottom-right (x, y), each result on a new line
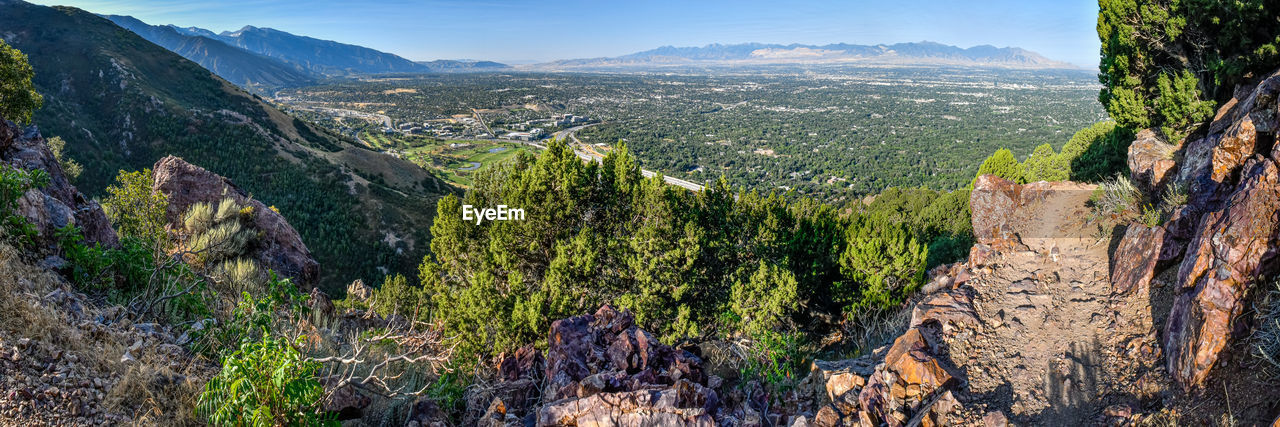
top-left (104, 14), bottom-right (317, 89)
top-left (109, 15), bottom-right (510, 82)
top-left (534, 41), bottom-right (1079, 70)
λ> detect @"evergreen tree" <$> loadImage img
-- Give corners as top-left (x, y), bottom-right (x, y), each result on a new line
top-left (974, 148), bottom-right (1025, 184)
top-left (0, 40), bottom-right (41, 124)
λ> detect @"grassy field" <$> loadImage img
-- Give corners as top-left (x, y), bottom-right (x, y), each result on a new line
top-left (360, 132), bottom-right (530, 187)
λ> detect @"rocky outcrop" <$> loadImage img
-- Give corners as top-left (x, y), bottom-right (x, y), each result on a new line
top-left (1128, 129), bottom-right (1178, 195)
top-left (1110, 224), bottom-right (1166, 295)
top-left (151, 156), bottom-right (319, 287)
top-left (537, 306), bottom-right (717, 426)
top-left (1157, 69), bottom-right (1280, 389)
top-left (1165, 156), bottom-right (1280, 387)
top-left (464, 306), bottom-right (719, 426)
top-left (970, 175), bottom-right (1053, 251)
top-left (0, 119), bottom-right (116, 248)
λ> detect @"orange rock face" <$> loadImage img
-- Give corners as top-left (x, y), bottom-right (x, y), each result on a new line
top-left (1166, 157), bottom-right (1280, 387)
top-left (1109, 224), bottom-right (1165, 295)
top-left (884, 329), bottom-right (957, 391)
top-left (1127, 129), bottom-right (1178, 194)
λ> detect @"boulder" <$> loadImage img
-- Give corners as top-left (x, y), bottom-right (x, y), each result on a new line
top-left (346, 279), bottom-right (372, 300)
top-left (151, 156), bottom-right (318, 287)
top-left (910, 287), bottom-right (979, 330)
top-left (322, 382), bottom-right (371, 420)
top-left (804, 358), bottom-right (876, 403)
top-left (537, 379), bottom-right (717, 426)
top-left (1127, 129), bottom-right (1178, 195)
top-left (406, 397), bottom-right (450, 427)
top-left (1109, 224), bottom-right (1166, 294)
top-left (1165, 157), bottom-right (1280, 388)
top-left (1, 119), bottom-right (117, 248)
top-left (883, 329), bottom-right (958, 392)
top-left (970, 175), bottom-right (1052, 249)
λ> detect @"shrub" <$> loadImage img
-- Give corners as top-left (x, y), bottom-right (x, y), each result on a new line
top-left (839, 217), bottom-right (927, 312)
top-left (1022, 143), bottom-right (1070, 182)
top-left (102, 169), bottom-right (169, 247)
top-left (739, 329), bottom-right (805, 390)
top-left (0, 164), bottom-right (48, 244)
top-left (194, 272), bottom-right (308, 360)
top-left (197, 336), bottom-right (334, 426)
top-left (729, 261), bottom-right (800, 336)
top-left (0, 39), bottom-right (42, 124)
top-left (1091, 175), bottom-right (1142, 215)
top-left (45, 136), bottom-right (82, 182)
top-left (973, 148), bottom-right (1025, 184)
top-left (368, 273), bottom-right (424, 319)
top-left (1061, 121), bottom-right (1135, 183)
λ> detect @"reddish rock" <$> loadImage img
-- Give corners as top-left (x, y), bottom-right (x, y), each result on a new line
top-left (536, 379), bottom-right (717, 426)
top-left (1110, 224), bottom-right (1166, 294)
top-left (1165, 157), bottom-right (1280, 388)
top-left (151, 156), bottom-right (319, 287)
top-left (1, 120), bottom-right (117, 248)
top-left (910, 287), bottom-right (979, 329)
top-left (1128, 129), bottom-right (1178, 194)
top-left (884, 329), bottom-right (958, 391)
top-left (970, 175), bottom-right (1052, 250)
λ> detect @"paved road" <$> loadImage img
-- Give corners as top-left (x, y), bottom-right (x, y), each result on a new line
top-left (555, 124), bottom-right (706, 192)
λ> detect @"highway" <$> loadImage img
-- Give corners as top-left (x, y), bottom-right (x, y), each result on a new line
top-left (553, 125), bottom-right (706, 192)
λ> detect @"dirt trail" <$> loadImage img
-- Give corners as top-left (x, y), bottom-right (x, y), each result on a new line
top-left (944, 183), bottom-right (1163, 425)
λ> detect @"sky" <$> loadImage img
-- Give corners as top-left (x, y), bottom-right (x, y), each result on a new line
top-left (29, 0), bottom-right (1102, 67)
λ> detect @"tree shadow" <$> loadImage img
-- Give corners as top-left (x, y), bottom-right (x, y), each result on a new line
top-left (1039, 338), bottom-right (1102, 425)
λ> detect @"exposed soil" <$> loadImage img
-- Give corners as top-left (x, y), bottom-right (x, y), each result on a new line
top-left (938, 184), bottom-right (1172, 425)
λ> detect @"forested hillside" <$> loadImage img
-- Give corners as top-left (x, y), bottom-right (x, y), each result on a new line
top-left (0, 1), bottom-right (454, 293)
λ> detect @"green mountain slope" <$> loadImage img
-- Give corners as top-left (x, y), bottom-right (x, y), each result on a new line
top-left (0, 0), bottom-right (456, 293)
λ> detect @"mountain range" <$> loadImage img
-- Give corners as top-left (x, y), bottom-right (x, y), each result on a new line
top-left (104, 15), bottom-right (509, 89)
top-left (1, 0), bottom-right (452, 292)
top-left (530, 41), bottom-right (1080, 70)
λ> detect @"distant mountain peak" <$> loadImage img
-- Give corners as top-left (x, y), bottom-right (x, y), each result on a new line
top-left (535, 41), bottom-right (1079, 70)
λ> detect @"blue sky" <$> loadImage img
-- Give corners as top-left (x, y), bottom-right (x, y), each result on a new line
top-left (31, 0), bottom-right (1102, 67)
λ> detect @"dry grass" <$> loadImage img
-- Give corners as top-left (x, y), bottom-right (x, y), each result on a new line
top-left (0, 242), bottom-right (210, 425)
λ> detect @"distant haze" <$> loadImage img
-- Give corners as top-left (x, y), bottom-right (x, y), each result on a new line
top-left (29, 0), bottom-right (1102, 68)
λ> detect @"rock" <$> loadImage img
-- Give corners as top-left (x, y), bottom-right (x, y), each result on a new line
top-left (1, 119), bottom-right (118, 248)
top-left (983, 410), bottom-right (1009, 427)
top-left (307, 288), bottom-right (334, 321)
top-left (536, 379), bottom-right (717, 427)
top-left (346, 279), bottom-right (372, 300)
top-left (151, 156), bottom-right (318, 287)
top-left (805, 358), bottom-right (876, 403)
top-left (1128, 129), bottom-right (1178, 195)
top-left (910, 287), bottom-right (979, 330)
top-left (970, 175), bottom-right (1052, 249)
top-left (1165, 156), bottom-right (1280, 388)
top-left (406, 397), bottom-right (450, 427)
top-left (322, 382), bottom-right (371, 420)
top-left (1109, 224), bottom-right (1166, 294)
top-left (883, 329), bottom-right (958, 392)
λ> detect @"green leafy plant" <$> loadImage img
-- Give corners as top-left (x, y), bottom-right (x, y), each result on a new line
top-left (1141, 204), bottom-right (1164, 227)
top-left (0, 164), bottom-right (48, 244)
top-left (0, 39), bottom-right (42, 124)
top-left (102, 169), bottom-right (170, 248)
top-left (194, 271), bottom-right (308, 360)
top-left (739, 329), bottom-right (805, 390)
top-left (197, 336), bottom-right (335, 426)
